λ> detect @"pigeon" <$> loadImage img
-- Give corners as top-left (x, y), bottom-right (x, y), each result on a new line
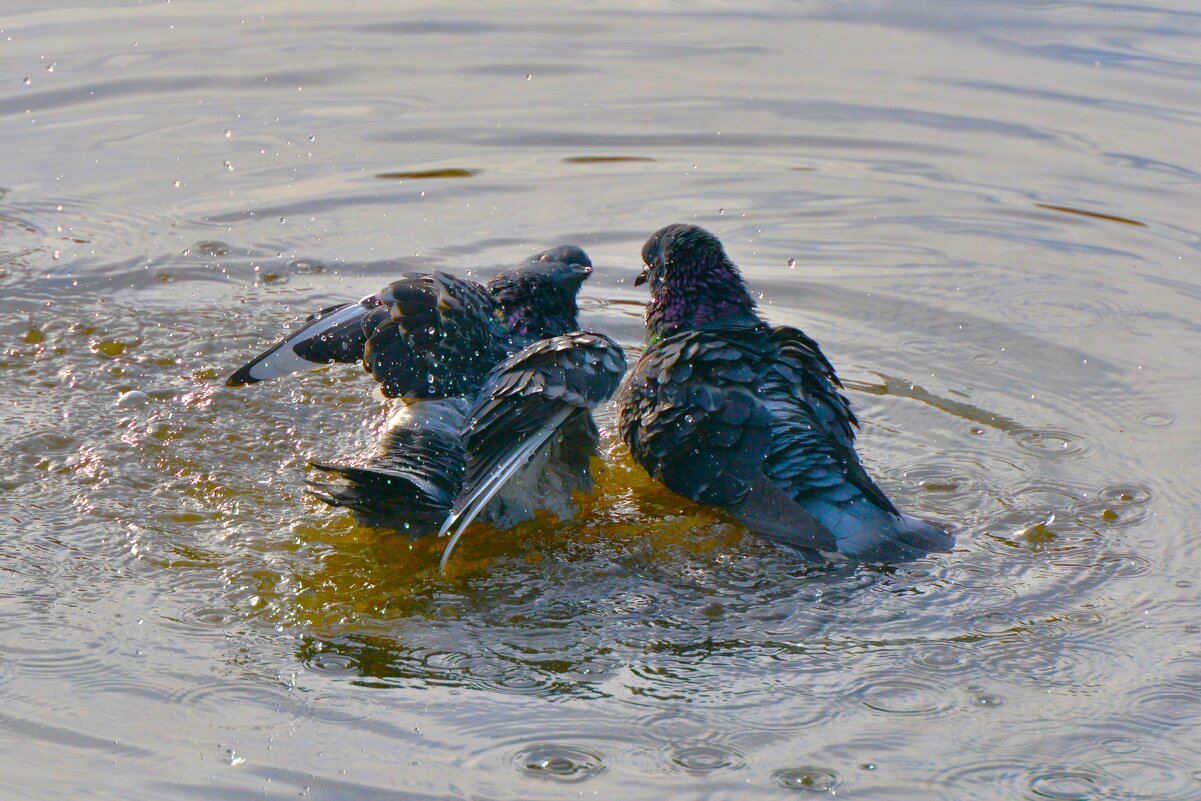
top-left (226, 246), bottom-right (627, 569)
top-left (617, 224), bottom-right (954, 561)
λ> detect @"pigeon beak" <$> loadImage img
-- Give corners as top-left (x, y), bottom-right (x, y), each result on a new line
top-left (634, 264), bottom-right (651, 287)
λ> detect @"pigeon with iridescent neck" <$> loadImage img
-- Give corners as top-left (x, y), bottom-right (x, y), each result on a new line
top-left (617, 224), bottom-right (953, 561)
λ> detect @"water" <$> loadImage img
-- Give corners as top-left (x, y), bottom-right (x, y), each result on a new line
top-left (2, 1), bottom-right (1200, 798)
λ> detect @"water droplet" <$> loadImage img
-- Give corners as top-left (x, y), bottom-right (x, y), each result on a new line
top-left (787, 258), bottom-right (797, 268)
top-left (671, 745), bottom-right (742, 774)
top-left (23, 77), bottom-right (30, 85)
top-left (46, 63), bottom-right (55, 72)
top-left (279, 217), bottom-right (285, 223)
top-left (223, 160), bottom-right (233, 171)
top-left (861, 679), bottom-right (949, 715)
top-left (718, 207), bottom-right (725, 214)
top-left (117, 390), bottom-right (150, 408)
top-left (172, 179), bottom-right (181, 188)
top-left (223, 128), bottom-right (231, 138)
top-left (1028, 770), bottom-right (1104, 800)
top-left (1099, 736), bottom-right (1139, 755)
top-left (55, 204), bottom-right (62, 211)
top-left (772, 767), bottom-right (842, 793)
top-left (419, 190), bottom-right (425, 197)
top-left (308, 134), bottom-right (315, 142)
top-left (525, 72), bottom-right (533, 80)
top-left (52, 249), bottom-right (61, 260)
top-left (515, 745), bottom-right (606, 782)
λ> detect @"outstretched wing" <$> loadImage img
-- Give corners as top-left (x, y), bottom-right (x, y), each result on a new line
top-left (617, 328), bottom-right (837, 552)
top-left (363, 272), bottom-right (507, 399)
top-left (226, 295), bottom-right (387, 387)
top-left (437, 332), bottom-right (627, 570)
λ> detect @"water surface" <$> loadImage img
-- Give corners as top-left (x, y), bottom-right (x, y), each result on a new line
top-left (3, 1), bottom-right (1201, 799)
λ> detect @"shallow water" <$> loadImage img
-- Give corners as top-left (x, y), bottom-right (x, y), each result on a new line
top-left (3, 1), bottom-right (1201, 798)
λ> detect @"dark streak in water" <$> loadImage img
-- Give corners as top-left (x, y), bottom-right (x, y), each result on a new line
top-left (374, 169), bottom-right (479, 180)
top-left (1034, 203), bottom-right (1147, 227)
top-left (563, 156), bottom-right (657, 164)
top-left (846, 375), bottom-right (1022, 432)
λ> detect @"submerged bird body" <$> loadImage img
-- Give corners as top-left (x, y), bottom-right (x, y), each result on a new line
top-left (229, 246), bottom-right (626, 559)
top-left (618, 224), bottom-right (953, 561)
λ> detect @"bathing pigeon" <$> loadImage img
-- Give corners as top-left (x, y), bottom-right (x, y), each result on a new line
top-left (227, 247), bottom-right (626, 569)
top-left (617, 224), bottom-right (953, 561)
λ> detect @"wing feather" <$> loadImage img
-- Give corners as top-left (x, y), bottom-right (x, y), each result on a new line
top-left (436, 332), bottom-right (626, 570)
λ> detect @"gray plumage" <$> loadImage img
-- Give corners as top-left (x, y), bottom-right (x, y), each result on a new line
top-left (227, 246), bottom-right (626, 567)
top-left (618, 224), bottom-right (953, 561)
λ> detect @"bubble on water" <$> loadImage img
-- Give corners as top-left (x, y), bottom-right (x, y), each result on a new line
top-left (525, 72), bottom-right (533, 80)
top-left (223, 160), bottom-right (233, 171)
top-left (772, 767), bottom-right (842, 793)
top-left (308, 134), bottom-right (315, 142)
top-left (52, 249), bottom-right (61, 260)
top-left (23, 77), bottom-right (30, 85)
top-left (46, 63), bottom-right (55, 72)
top-left (718, 207), bottom-right (725, 214)
top-left (223, 128), bottom-right (231, 138)
top-left (172, 179), bottom-right (181, 188)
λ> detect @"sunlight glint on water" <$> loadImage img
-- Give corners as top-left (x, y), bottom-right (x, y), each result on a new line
top-left (1, 1), bottom-right (1200, 799)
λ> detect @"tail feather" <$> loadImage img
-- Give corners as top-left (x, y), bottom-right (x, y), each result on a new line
top-left (729, 474), bottom-right (838, 553)
top-left (798, 494), bottom-right (955, 562)
top-left (895, 514), bottom-right (955, 554)
top-left (306, 462), bottom-right (452, 532)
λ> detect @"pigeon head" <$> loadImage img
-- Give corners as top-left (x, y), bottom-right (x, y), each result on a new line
top-left (637, 224), bottom-right (757, 336)
top-left (487, 245), bottom-right (592, 339)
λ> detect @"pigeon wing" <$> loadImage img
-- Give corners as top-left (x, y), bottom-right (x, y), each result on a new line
top-left (765, 326), bottom-right (899, 517)
top-left (618, 328), bottom-right (837, 552)
top-left (226, 295), bottom-right (387, 387)
top-left (437, 332), bottom-right (627, 570)
top-left (364, 272), bottom-right (507, 399)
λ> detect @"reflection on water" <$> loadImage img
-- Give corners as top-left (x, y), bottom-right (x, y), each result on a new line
top-left (3, 0), bottom-right (1201, 799)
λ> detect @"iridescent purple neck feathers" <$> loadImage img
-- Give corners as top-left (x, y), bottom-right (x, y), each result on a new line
top-left (640, 224), bottom-right (758, 338)
top-left (487, 246), bottom-right (591, 341)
